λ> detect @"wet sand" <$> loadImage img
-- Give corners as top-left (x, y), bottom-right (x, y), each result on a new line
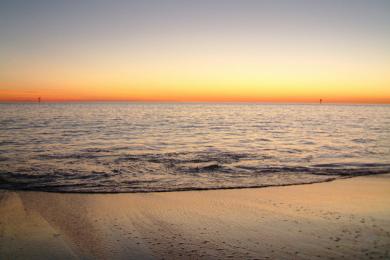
top-left (1, 174), bottom-right (390, 259)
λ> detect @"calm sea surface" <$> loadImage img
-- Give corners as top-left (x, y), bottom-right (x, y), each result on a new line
top-left (0, 103), bottom-right (389, 192)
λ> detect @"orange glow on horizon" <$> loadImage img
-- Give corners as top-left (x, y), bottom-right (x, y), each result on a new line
top-left (1, 86), bottom-right (389, 104)
top-left (2, 50), bottom-right (389, 104)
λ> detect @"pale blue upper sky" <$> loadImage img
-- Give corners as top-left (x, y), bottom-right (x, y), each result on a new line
top-left (1, 0), bottom-right (389, 52)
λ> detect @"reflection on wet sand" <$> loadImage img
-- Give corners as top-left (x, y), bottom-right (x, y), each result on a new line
top-left (1, 174), bottom-right (390, 259)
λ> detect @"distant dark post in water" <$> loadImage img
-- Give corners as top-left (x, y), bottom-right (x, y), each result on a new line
top-left (320, 99), bottom-right (322, 104)
top-left (38, 97), bottom-right (41, 103)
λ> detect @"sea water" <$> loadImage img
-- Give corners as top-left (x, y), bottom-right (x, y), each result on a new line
top-left (0, 103), bottom-right (389, 192)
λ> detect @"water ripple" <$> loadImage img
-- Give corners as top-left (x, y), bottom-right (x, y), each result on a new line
top-left (0, 103), bottom-right (389, 193)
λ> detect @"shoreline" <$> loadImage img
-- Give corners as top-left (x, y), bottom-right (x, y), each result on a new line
top-left (0, 175), bottom-right (340, 194)
top-left (1, 174), bottom-right (390, 259)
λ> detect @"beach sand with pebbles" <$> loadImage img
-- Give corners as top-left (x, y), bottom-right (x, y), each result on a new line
top-left (1, 174), bottom-right (390, 259)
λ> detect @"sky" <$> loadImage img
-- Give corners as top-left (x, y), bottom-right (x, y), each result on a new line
top-left (0, 0), bottom-right (389, 103)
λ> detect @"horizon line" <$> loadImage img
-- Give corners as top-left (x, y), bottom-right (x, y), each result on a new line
top-left (1, 100), bottom-right (389, 105)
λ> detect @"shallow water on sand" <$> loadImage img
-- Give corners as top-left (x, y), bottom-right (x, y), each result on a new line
top-left (0, 103), bottom-right (389, 192)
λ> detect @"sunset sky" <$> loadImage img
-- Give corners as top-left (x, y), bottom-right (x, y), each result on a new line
top-left (1, 0), bottom-right (389, 103)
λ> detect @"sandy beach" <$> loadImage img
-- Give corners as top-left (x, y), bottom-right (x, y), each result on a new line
top-left (1, 174), bottom-right (390, 259)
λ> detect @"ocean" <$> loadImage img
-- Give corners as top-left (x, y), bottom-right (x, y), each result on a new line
top-left (0, 102), bottom-right (389, 192)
